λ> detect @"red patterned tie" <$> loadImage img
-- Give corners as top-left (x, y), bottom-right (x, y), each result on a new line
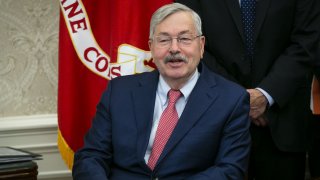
top-left (147, 89), bottom-right (181, 170)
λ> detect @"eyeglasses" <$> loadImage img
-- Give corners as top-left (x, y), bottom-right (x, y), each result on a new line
top-left (152, 34), bottom-right (202, 49)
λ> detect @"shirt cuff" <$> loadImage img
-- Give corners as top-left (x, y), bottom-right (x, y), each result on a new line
top-left (256, 88), bottom-right (274, 107)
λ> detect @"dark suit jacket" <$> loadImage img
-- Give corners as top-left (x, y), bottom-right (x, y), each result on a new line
top-left (72, 63), bottom-right (251, 180)
top-left (315, 41), bottom-right (320, 81)
top-left (177, 0), bottom-right (319, 152)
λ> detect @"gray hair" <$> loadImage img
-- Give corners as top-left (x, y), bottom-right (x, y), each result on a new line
top-left (149, 3), bottom-right (202, 39)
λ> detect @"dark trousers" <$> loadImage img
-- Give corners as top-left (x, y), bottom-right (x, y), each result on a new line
top-left (308, 115), bottom-right (320, 178)
top-left (248, 126), bottom-right (306, 180)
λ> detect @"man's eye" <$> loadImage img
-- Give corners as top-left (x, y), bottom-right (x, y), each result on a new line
top-left (159, 39), bottom-right (170, 43)
top-left (179, 37), bottom-right (192, 42)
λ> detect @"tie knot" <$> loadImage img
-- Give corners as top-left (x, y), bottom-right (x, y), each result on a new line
top-left (168, 89), bottom-right (181, 104)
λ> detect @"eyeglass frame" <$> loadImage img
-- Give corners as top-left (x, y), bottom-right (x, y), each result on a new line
top-left (150, 34), bottom-right (203, 49)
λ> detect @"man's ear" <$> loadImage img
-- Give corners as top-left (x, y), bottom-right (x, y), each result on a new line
top-left (148, 40), bottom-right (152, 50)
top-left (200, 36), bottom-right (205, 58)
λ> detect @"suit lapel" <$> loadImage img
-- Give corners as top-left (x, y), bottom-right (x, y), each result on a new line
top-left (254, 0), bottom-right (271, 42)
top-left (225, 0), bottom-right (271, 44)
top-left (155, 65), bottom-right (219, 168)
top-left (225, 0), bottom-right (245, 41)
top-left (132, 71), bottom-right (159, 165)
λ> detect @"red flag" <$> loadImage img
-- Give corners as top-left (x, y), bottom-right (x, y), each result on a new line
top-left (58, 0), bottom-right (172, 169)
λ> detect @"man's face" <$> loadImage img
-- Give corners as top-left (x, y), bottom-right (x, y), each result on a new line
top-left (149, 11), bottom-right (205, 83)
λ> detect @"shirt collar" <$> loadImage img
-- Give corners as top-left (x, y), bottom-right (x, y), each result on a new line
top-left (158, 69), bottom-right (200, 105)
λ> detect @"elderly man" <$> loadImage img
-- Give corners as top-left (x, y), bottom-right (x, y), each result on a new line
top-left (72, 3), bottom-right (251, 180)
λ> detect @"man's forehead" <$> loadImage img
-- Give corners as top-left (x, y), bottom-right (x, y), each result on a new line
top-left (154, 12), bottom-right (196, 35)
top-left (156, 30), bottom-right (193, 36)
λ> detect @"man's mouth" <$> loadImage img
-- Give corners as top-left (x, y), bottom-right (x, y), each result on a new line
top-left (168, 59), bottom-right (184, 63)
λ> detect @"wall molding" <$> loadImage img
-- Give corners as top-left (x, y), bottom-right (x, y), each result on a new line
top-left (0, 114), bottom-right (57, 131)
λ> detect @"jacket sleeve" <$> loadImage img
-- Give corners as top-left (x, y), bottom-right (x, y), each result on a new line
top-left (72, 82), bottom-right (114, 180)
top-left (314, 41), bottom-right (320, 81)
top-left (258, 0), bottom-right (319, 107)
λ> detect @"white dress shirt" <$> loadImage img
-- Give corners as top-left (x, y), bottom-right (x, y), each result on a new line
top-left (144, 69), bottom-right (200, 163)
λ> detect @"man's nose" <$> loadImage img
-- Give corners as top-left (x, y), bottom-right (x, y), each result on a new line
top-left (169, 38), bottom-right (180, 52)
